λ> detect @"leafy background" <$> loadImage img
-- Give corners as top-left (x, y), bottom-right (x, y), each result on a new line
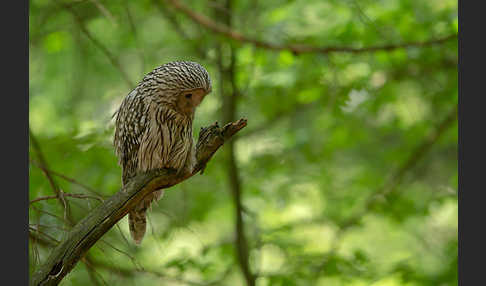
top-left (29, 0), bottom-right (458, 285)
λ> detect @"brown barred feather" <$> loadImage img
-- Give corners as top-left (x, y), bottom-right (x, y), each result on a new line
top-left (114, 61), bottom-right (212, 244)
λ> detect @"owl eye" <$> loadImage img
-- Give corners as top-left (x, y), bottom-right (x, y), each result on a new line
top-left (185, 93), bottom-right (192, 99)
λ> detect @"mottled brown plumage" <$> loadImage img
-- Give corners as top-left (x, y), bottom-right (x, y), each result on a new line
top-left (113, 61), bottom-right (212, 244)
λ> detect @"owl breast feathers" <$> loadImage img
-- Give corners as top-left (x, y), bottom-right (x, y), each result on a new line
top-left (113, 61), bottom-right (212, 244)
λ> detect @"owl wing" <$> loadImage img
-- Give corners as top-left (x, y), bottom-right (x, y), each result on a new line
top-left (114, 89), bottom-right (148, 185)
top-left (114, 89), bottom-right (172, 244)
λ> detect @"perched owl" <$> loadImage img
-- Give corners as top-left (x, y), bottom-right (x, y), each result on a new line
top-left (113, 61), bottom-right (212, 244)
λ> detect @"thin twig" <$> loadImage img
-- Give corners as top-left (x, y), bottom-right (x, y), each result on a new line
top-left (56, 0), bottom-right (134, 87)
top-left (166, 0), bottom-right (457, 55)
top-left (30, 235), bottom-right (40, 272)
top-left (154, 0), bottom-right (208, 59)
top-left (29, 128), bottom-right (74, 227)
top-left (82, 258), bottom-right (105, 286)
top-left (30, 204), bottom-right (68, 225)
top-left (341, 105), bottom-right (458, 229)
top-left (98, 239), bottom-right (144, 271)
top-left (348, 0), bottom-right (391, 39)
top-left (304, 106), bottom-right (458, 274)
top-left (30, 224), bottom-right (69, 232)
top-left (30, 159), bottom-right (105, 198)
top-left (30, 193), bottom-right (104, 205)
top-left (29, 230), bottom-right (58, 247)
top-left (311, 106), bottom-right (458, 274)
top-left (124, 1), bottom-right (146, 74)
top-left (147, 214), bottom-right (165, 256)
top-left (29, 227), bottom-right (61, 245)
top-left (115, 223), bottom-right (131, 249)
top-left (89, 0), bottom-right (117, 26)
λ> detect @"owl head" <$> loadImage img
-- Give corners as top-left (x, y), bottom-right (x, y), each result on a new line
top-left (141, 61), bottom-right (212, 117)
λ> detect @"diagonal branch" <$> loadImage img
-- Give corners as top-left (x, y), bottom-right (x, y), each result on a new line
top-left (29, 230), bottom-right (108, 286)
top-left (165, 0), bottom-right (457, 55)
top-left (30, 118), bottom-right (247, 286)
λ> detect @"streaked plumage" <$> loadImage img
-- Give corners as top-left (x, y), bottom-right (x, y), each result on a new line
top-left (113, 61), bottom-right (212, 244)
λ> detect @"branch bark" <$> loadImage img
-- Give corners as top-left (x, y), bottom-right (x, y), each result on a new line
top-left (30, 119), bottom-right (247, 286)
top-left (165, 0), bottom-right (457, 55)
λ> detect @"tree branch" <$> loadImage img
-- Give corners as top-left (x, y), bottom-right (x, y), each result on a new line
top-left (165, 0), bottom-right (457, 55)
top-left (30, 119), bottom-right (247, 286)
top-left (214, 0), bottom-right (256, 285)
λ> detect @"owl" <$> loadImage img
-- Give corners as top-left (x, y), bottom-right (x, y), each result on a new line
top-left (113, 61), bottom-right (212, 244)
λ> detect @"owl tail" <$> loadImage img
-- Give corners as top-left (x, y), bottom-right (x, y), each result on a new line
top-left (128, 190), bottom-right (165, 245)
top-left (128, 210), bottom-right (147, 245)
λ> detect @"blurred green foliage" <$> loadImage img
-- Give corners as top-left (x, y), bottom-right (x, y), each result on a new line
top-left (29, 0), bottom-right (457, 285)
